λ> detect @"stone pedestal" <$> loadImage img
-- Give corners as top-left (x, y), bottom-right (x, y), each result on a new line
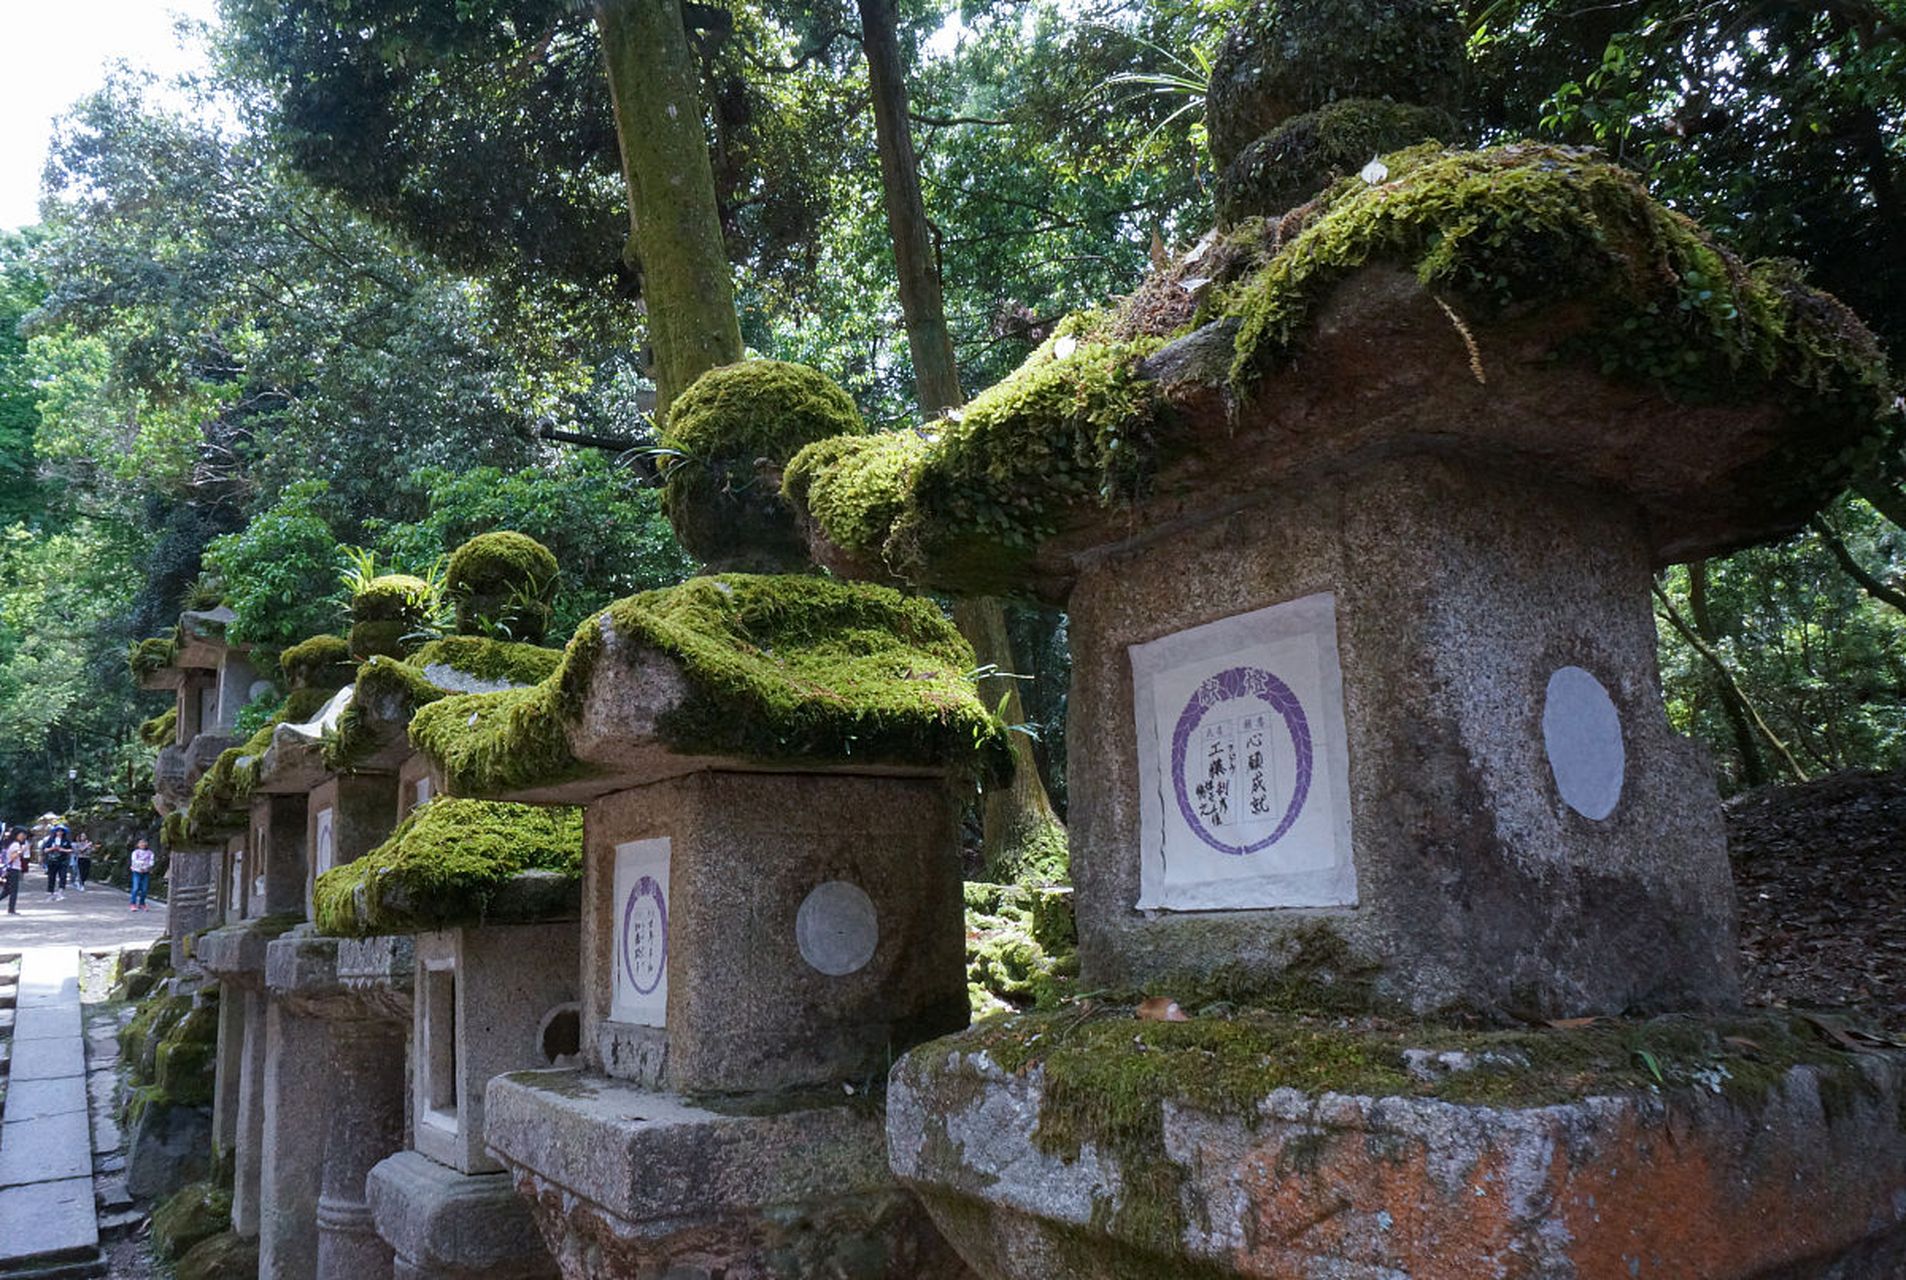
top-left (487, 1071), bottom-right (968, 1279)
top-left (369, 1152), bottom-right (557, 1280)
top-left (166, 847), bottom-right (222, 969)
top-left (889, 1028), bottom-right (1906, 1279)
top-left (316, 1018), bottom-right (405, 1279)
top-left (1069, 456), bottom-right (1738, 1018)
top-left (259, 930), bottom-right (413, 1280)
top-left (201, 918), bottom-right (289, 1239)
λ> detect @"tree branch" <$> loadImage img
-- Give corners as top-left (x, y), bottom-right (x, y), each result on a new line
top-left (1811, 514), bottom-right (1906, 615)
top-left (1653, 580), bottom-right (1810, 781)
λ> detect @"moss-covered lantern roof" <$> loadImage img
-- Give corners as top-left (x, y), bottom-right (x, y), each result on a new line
top-left (313, 799), bottom-right (582, 937)
top-left (783, 144), bottom-right (1899, 601)
top-left (408, 574), bottom-right (1010, 804)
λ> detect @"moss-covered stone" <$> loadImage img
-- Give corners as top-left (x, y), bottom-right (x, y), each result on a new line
top-left (408, 574), bottom-right (1009, 797)
top-left (181, 686), bottom-right (333, 838)
top-left (412, 635), bottom-right (564, 687)
top-left (784, 333), bottom-right (1164, 593)
top-left (785, 144), bottom-right (1896, 595)
top-left (349, 574), bottom-right (435, 660)
top-left (278, 634), bottom-right (354, 690)
top-left (151, 1181), bottom-right (232, 1261)
top-left (1216, 98), bottom-right (1456, 222)
top-left (663, 360), bottom-right (869, 571)
top-left (445, 531), bottom-right (560, 643)
top-left (312, 798), bottom-right (582, 936)
top-left (175, 1231), bottom-right (259, 1280)
top-left (140, 705), bottom-right (178, 748)
top-left (935, 1001), bottom-right (1876, 1254)
top-left (129, 631), bottom-right (180, 681)
top-left (1204, 0), bottom-right (1466, 170)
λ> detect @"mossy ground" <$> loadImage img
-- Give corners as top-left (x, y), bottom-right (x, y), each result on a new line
top-left (965, 881), bottom-right (1078, 1018)
top-left (312, 798), bottom-right (582, 936)
top-left (410, 574), bottom-right (1008, 796)
top-left (151, 1181), bottom-right (232, 1261)
top-left (785, 143), bottom-right (1896, 596)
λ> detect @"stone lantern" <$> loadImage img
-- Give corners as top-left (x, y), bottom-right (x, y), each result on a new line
top-left (778, 5), bottom-right (1906, 1273)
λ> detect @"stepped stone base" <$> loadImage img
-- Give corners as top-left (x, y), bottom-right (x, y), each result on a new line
top-left (368, 1151), bottom-right (556, 1280)
top-left (890, 1023), bottom-right (1906, 1280)
top-left (485, 1070), bottom-right (971, 1280)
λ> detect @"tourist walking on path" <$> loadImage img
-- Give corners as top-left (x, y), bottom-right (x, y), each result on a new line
top-left (128, 837), bottom-right (155, 910)
top-left (72, 831), bottom-right (93, 890)
top-left (42, 821), bottom-right (71, 900)
top-left (2, 827), bottom-right (28, 914)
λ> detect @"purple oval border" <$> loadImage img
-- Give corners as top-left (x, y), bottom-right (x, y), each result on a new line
top-left (1169, 665), bottom-right (1314, 856)
top-left (620, 874), bottom-right (668, 996)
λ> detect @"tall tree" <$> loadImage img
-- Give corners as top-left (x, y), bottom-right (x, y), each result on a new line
top-left (857, 0), bottom-right (1066, 881)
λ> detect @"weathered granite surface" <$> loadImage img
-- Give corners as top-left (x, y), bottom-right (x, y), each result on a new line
top-left (1069, 455), bottom-right (1739, 1018)
top-left (890, 1038), bottom-right (1906, 1279)
top-left (486, 1069), bottom-right (969, 1280)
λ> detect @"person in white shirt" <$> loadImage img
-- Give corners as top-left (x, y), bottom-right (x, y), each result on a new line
top-left (129, 838), bottom-right (156, 911)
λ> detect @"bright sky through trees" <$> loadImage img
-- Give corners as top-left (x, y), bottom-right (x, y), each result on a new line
top-left (0, 0), bottom-right (219, 230)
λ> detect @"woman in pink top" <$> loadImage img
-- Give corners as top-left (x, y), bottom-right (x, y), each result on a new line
top-left (129, 838), bottom-right (156, 911)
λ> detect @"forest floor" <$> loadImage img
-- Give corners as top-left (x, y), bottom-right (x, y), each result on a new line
top-left (1727, 767), bottom-right (1906, 1034)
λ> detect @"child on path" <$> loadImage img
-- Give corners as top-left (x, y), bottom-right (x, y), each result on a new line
top-left (2, 828), bottom-right (28, 914)
top-left (129, 837), bottom-right (155, 910)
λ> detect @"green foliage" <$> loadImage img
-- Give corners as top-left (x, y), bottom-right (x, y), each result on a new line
top-left (444, 531), bottom-right (559, 643)
top-left (202, 482), bottom-right (350, 648)
top-left (662, 360), bottom-right (868, 571)
top-left (312, 799), bottom-right (582, 936)
top-left (0, 230), bottom-right (46, 528)
top-left (128, 633), bottom-right (179, 681)
top-left (410, 574), bottom-right (1009, 796)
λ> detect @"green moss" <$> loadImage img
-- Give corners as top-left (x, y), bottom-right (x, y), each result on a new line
top-left (410, 574), bottom-right (1009, 796)
top-left (278, 634), bottom-right (353, 690)
top-left (175, 1231), bottom-right (258, 1280)
top-left (409, 683), bottom-right (591, 798)
top-left (784, 338), bottom-right (1164, 593)
top-left (784, 144), bottom-right (1894, 595)
top-left (349, 619), bottom-right (410, 661)
top-left (121, 992), bottom-right (192, 1084)
top-left (351, 574), bottom-right (435, 624)
top-left (1216, 98), bottom-right (1456, 222)
top-left (161, 811), bottom-right (186, 847)
top-left (445, 532), bottom-right (559, 643)
top-left (1203, 0), bottom-right (1466, 170)
top-left (412, 635), bottom-right (563, 687)
top-left (129, 631), bottom-right (180, 681)
top-left (965, 882), bottom-right (1079, 1018)
top-left (984, 815), bottom-right (1069, 886)
top-left (663, 360), bottom-right (869, 571)
top-left (325, 656), bottom-right (447, 772)
top-left (946, 1002), bottom-right (1870, 1254)
top-left (312, 799), bottom-right (582, 936)
top-left (152, 1183), bottom-right (234, 1263)
top-left (140, 705), bottom-right (178, 748)
top-left (1223, 143), bottom-right (1892, 428)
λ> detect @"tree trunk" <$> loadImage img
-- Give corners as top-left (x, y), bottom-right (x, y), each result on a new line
top-left (858, 0), bottom-right (1066, 882)
top-left (1685, 561), bottom-right (1766, 787)
top-left (594, 0), bottom-right (743, 419)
